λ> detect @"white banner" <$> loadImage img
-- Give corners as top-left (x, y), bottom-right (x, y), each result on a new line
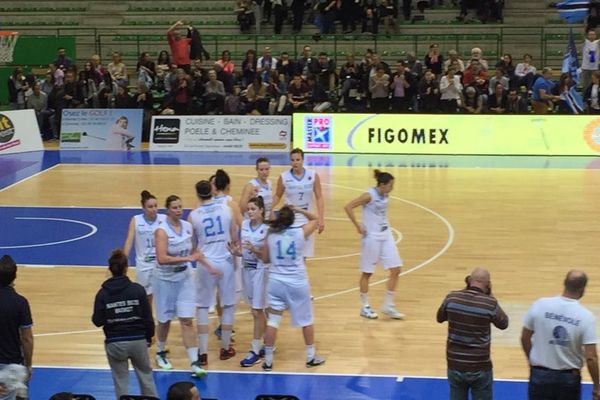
top-left (150, 115), bottom-right (291, 152)
top-left (60, 109), bottom-right (143, 150)
top-left (0, 110), bottom-right (43, 155)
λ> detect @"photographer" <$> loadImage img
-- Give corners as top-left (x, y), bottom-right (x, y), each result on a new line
top-left (436, 267), bottom-right (509, 400)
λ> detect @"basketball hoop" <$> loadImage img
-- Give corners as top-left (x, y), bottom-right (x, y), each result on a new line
top-left (0, 31), bottom-right (18, 63)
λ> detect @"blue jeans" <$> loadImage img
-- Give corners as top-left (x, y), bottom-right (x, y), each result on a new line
top-left (528, 366), bottom-right (581, 400)
top-left (448, 368), bottom-right (493, 400)
top-left (0, 364), bottom-right (17, 400)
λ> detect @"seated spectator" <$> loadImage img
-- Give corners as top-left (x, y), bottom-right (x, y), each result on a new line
top-left (444, 49), bottom-right (465, 73)
top-left (169, 69), bottom-right (193, 114)
top-left (90, 54), bottom-right (106, 86)
top-left (488, 67), bottom-right (509, 95)
top-left (216, 50), bottom-right (235, 75)
top-left (245, 75), bottom-right (269, 114)
top-left (287, 73), bottom-right (310, 112)
top-left (53, 47), bottom-right (73, 71)
top-left (41, 72), bottom-right (54, 95)
top-left (213, 62), bottom-right (234, 95)
top-left (235, 0), bottom-right (255, 34)
top-left (26, 82), bottom-right (54, 140)
top-left (552, 72), bottom-right (576, 114)
top-left (488, 82), bottom-right (507, 113)
top-left (506, 87), bottom-right (528, 114)
top-left (7, 67), bottom-right (28, 110)
top-left (49, 63), bottom-right (64, 87)
top-left (224, 84), bottom-right (245, 115)
top-left (310, 52), bottom-right (336, 91)
top-left (379, 0), bottom-right (398, 34)
top-left (164, 64), bottom-right (180, 95)
top-left (166, 381), bottom-right (201, 400)
top-left (340, 53), bottom-right (364, 102)
top-left (114, 84), bottom-right (136, 109)
top-left (204, 70), bottom-right (226, 114)
top-left (418, 69), bottom-right (440, 113)
top-left (369, 64), bottom-right (390, 112)
top-left (97, 73), bottom-right (118, 108)
top-left (63, 71), bottom-right (82, 109)
top-left (369, 53), bottom-right (391, 77)
top-left (463, 60), bottom-right (488, 93)
top-left (531, 67), bottom-right (559, 114)
top-left (390, 60), bottom-right (415, 112)
top-left (424, 43), bottom-right (444, 77)
top-left (462, 86), bottom-right (484, 114)
top-left (584, 70), bottom-right (600, 114)
top-left (362, 0), bottom-right (380, 35)
top-left (276, 51), bottom-right (295, 82)
top-left (297, 46), bottom-right (319, 79)
top-left (107, 51), bottom-right (128, 86)
top-left (137, 52), bottom-right (156, 90)
top-left (257, 46), bottom-right (278, 83)
top-left (439, 67), bottom-right (462, 113)
top-left (76, 68), bottom-right (97, 108)
top-left (242, 49), bottom-right (258, 88)
top-left (495, 53), bottom-right (515, 85)
top-left (267, 71), bottom-right (288, 114)
top-left (467, 47), bottom-right (488, 71)
top-left (514, 53), bottom-right (537, 90)
top-left (448, 60), bottom-right (464, 81)
top-left (307, 75), bottom-right (332, 112)
top-left (155, 50), bottom-right (171, 92)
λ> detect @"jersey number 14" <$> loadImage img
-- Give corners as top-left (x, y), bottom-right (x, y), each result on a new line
top-left (276, 239), bottom-right (297, 260)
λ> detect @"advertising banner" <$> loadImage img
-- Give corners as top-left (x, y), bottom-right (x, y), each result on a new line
top-left (293, 113), bottom-right (600, 156)
top-left (0, 110), bottom-right (43, 155)
top-left (150, 115), bottom-right (291, 152)
top-left (60, 109), bottom-right (143, 150)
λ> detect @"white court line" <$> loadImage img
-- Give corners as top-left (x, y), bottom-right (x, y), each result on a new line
top-left (0, 163), bottom-right (59, 193)
top-left (0, 217), bottom-right (98, 249)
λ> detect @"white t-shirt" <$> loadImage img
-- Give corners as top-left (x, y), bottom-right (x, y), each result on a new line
top-left (523, 296), bottom-right (597, 370)
top-left (582, 39), bottom-right (600, 70)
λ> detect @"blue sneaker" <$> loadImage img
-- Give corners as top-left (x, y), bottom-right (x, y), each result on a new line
top-left (240, 351), bottom-right (261, 367)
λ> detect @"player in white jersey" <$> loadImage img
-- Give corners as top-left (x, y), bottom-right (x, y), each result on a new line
top-left (345, 170), bottom-right (404, 320)
top-left (272, 148), bottom-right (324, 258)
top-left (189, 180), bottom-right (241, 367)
top-left (239, 157), bottom-right (273, 217)
top-left (258, 205), bottom-right (325, 371)
top-left (123, 190), bottom-right (167, 302)
top-left (154, 195), bottom-right (217, 378)
top-left (228, 196), bottom-right (269, 367)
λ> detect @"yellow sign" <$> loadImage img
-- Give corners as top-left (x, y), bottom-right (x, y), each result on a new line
top-left (293, 113), bottom-right (600, 155)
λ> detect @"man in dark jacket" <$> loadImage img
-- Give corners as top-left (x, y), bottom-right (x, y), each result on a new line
top-left (92, 249), bottom-right (157, 399)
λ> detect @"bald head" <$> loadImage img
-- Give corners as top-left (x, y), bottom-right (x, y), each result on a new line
top-left (564, 270), bottom-right (587, 296)
top-left (470, 267), bottom-right (490, 284)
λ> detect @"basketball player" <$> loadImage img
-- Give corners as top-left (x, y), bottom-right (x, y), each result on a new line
top-left (344, 170), bottom-right (404, 320)
top-left (258, 205), bottom-right (325, 371)
top-left (228, 196), bottom-right (269, 367)
top-left (123, 190), bottom-right (166, 303)
top-left (239, 157), bottom-right (273, 217)
top-left (271, 148), bottom-right (324, 258)
top-left (189, 180), bottom-right (239, 367)
top-left (154, 195), bottom-right (216, 377)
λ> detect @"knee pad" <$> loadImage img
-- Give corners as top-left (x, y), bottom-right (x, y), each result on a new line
top-left (196, 307), bottom-right (209, 325)
top-left (220, 305), bottom-right (235, 326)
top-left (267, 313), bottom-right (282, 329)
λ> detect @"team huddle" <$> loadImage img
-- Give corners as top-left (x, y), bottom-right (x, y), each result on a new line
top-left (122, 149), bottom-right (404, 377)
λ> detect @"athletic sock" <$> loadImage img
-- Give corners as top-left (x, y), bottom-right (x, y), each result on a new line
top-left (252, 339), bottom-right (262, 355)
top-left (384, 290), bottom-right (395, 308)
top-left (306, 344), bottom-right (316, 362)
top-left (360, 292), bottom-right (369, 307)
top-left (264, 346), bottom-right (274, 365)
top-left (157, 341), bottom-right (166, 352)
top-left (187, 347), bottom-right (198, 364)
top-left (222, 330), bottom-right (232, 350)
top-left (198, 334), bottom-right (208, 354)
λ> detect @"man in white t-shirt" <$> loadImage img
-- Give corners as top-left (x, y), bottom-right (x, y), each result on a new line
top-left (582, 29), bottom-right (600, 92)
top-left (521, 270), bottom-right (599, 400)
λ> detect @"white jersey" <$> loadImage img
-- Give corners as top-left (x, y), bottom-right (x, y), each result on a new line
top-left (190, 201), bottom-right (232, 261)
top-left (133, 213), bottom-right (167, 270)
top-left (155, 219), bottom-right (194, 282)
top-left (363, 187), bottom-right (390, 239)
top-left (250, 178), bottom-right (273, 216)
top-left (582, 39), bottom-right (600, 70)
top-left (240, 219), bottom-right (268, 269)
top-left (267, 227), bottom-right (307, 282)
top-left (281, 168), bottom-right (316, 226)
top-left (213, 194), bottom-right (232, 205)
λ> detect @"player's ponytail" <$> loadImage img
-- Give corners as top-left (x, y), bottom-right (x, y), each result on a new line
top-left (374, 169), bottom-right (394, 186)
top-left (268, 205), bottom-right (295, 232)
top-left (140, 190), bottom-right (156, 207)
top-left (214, 169), bottom-right (231, 191)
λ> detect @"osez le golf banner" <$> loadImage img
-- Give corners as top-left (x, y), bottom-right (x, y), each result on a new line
top-left (293, 113), bottom-right (600, 156)
top-left (60, 109), bottom-right (143, 150)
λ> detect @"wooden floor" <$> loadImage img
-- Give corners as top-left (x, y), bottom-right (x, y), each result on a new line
top-left (1, 162), bottom-right (599, 381)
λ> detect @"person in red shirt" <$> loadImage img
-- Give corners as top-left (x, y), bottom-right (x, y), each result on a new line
top-left (167, 21), bottom-right (192, 73)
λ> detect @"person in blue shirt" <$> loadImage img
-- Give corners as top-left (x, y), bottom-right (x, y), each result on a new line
top-left (531, 67), bottom-right (561, 114)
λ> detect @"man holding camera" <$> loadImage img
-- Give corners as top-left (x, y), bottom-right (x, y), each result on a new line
top-left (437, 267), bottom-right (509, 400)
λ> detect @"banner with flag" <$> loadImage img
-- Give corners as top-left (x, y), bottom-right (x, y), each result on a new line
top-left (562, 28), bottom-right (580, 84)
top-left (556, 0), bottom-right (590, 23)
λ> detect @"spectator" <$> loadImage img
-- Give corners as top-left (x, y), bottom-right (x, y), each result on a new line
top-left (362, 0), bottom-right (380, 35)
top-left (463, 60), bottom-right (488, 94)
top-left (114, 84), bottom-right (136, 109)
top-left (468, 47), bottom-right (488, 71)
top-left (462, 86), bottom-right (484, 114)
top-left (49, 63), bottom-right (64, 88)
top-left (369, 64), bottom-right (390, 112)
top-left (272, 0), bottom-right (287, 34)
top-left (488, 82), bottom-right (507, 113)
top-left (63, 71), bottom-right (81, 109)
top-left (488, 67), bottom-right (509, 95)
top-left (276, 51), bottom-right (295, 82)
top-left (514, 54), bottom-right (537, 90)
top-left (215, 51), bottom-right (235, 93)
top-left (505, 87), bottom-right (528, 114)
top-left (107, 51), bottom-right (128, 86)
top-left (341, 0), bottom-right (360, 33)
top-left (90, 54), bottom-right (106, 86)
top-left (390, 60), bottom-right (415, 112)
top-left (267, 71), bottom-right (288, 114)
top-left (291, 0), bottom-right (305, 33)
top-left (76, 68), bottom-right (97, 108)
top-left (242, 49), bottom-right (258, 88)
top-left (204, 70), bottom-right (226, 114)
top-left (310, 52), bottom-right (336, 91)
top-left (155, 51), bottom-right (171, 92)
top-left (235, 0), bottom-right (256, 33)
top-left (296, 45), bottom-right (317, 79)
top-left (307, 75), bottom-right (332, 112)
top-left (136, 82), bottom-right (155, 141)
top-left (495, 53), bottom-right (515, 79)
top-left (40, 72), bottom-right (54, 95)
top-left (97, 73), bottom-right (118, 109)
top-left (444, 49), bottom-right (465, 73)
top-left (166, 381), bottom-right (201, 400)
top-left (48, 80), bottom-right (65, 136)
top-left (257, 46), bottom-right (278, 83)
top-left (417, 69), bottom-right (439, 113)
top-left (137, 52), bottom-right (156, 90)
top-left (164, 64), bottom-right (180, 98)
top-left (521, 270), bottom-right (599, 400)
top-left (340, 53), bottom-right (364, 103)
top-left (437, 267), bottom-right (509, 400)
top-left (245, 75), bottom-right (269, 114)
top-left (92, 249), bottom-right (157, 399)
top-left (7, 67), bottom-right (28, 110)
top-left (213, 63), bottom-right (233, 95)
top-left (424, 43), bottom-right (444, 77)
top-left (584, 70), bottom-right (600, 114)
top-left (26, 82), bottom-right (53, 140)
top-left (406, 51), bottom-right (424, 81)
top-left (53, 47), bottom-right (73, 71)
top-left (0, 255), bottom-right (34, 400)
top-left (287, 73), bottom-right (310, 112)
top-left (167, 69), bottom-right (192, 114)
top-left (369, 53), bottom-right (391, 76)
top-left (319, 0), bottom-right (338, 34)
top-left (581, 29), bottom-right (600, 91)
top-left (167, 21), bottom-right (193, 73)
top-left (401, 0), bottom-right (413, 21)
top-left (379, 0), bottom-right (399, 34)
top-left (552, 72), bottom-right (575, 114)
top-left (531, 67), bottom-right (559, 114)
top-left (216, 50), bottom-right (235, 75)
top-left (439, 67), bottom-right (462, 113)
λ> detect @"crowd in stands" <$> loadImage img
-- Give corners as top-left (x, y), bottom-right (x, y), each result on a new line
top-left (6, 30), bottom-right (597, 141)
top-left (234, 0), bottom-right (504, 35)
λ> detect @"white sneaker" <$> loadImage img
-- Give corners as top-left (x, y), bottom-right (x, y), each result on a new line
top-left (156, 351), bottom-right (173, 370)
top-left (190, 361), bottom-right (208, 378)
top-left (360, 305), bottom-right (379, 319)
top-left (382, 305), bottom-right (405, 319)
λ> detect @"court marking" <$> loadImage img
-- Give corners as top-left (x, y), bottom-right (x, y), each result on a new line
top-left (0, 217), bottom-right (98, 249)
top-left (0, 163), bottom-right (59, 193)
